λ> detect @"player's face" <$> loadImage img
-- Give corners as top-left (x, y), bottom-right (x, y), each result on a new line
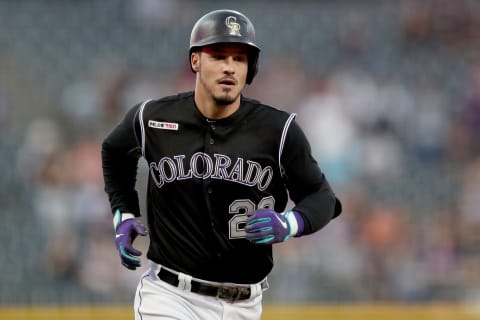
top-left (193, 43), bottom-right (249, 106)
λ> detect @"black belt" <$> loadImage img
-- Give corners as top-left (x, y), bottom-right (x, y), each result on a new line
top-left (158, 267), bottom-right (265, 302)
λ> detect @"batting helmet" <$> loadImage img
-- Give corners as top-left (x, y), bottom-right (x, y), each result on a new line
top-left (189, 9), bottom-right (260, 85)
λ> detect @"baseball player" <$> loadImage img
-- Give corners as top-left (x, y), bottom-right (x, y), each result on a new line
top-left (102, 9), bottom-right (342, 320)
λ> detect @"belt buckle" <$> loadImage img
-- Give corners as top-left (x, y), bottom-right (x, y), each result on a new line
top-left (217, 286), bottom-right (250, 302)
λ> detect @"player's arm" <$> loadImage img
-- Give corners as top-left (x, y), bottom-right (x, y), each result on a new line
top-left (279, 119), bottom-right (342, 236)
top-left (245, 117), bottom-right (341, 245)
top-left (102, 105), bottom-right (143, 216)
top-left (102, 104), bottom-right (148, 270)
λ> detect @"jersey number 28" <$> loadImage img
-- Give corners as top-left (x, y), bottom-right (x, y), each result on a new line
top-left (228, 196), bottom-right (275, 239)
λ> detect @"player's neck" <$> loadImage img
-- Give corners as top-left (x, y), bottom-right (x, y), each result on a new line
top-left (194, 91), bottom-right (241, 120)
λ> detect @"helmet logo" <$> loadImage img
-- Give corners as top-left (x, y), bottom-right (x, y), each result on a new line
top-left (225, 16), bottom-right (241, 36)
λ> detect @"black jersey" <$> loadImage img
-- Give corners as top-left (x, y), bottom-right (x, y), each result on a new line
top-left (102, 91), bottom-right (341, 284)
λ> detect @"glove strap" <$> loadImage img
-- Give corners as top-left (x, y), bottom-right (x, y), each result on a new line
top-left (113, 209), bottom-right (135, 231)
top-left (285, 211), bottom-right (299, 237)
top-left (285, 210), bottom-right (305, 237)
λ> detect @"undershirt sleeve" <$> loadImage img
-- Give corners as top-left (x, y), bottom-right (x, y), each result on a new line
top-left (101, 104), bottom-right (143, 216)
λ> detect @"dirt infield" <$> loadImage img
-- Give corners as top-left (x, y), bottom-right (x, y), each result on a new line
top-left (0, 304), bottom-right (479, 320)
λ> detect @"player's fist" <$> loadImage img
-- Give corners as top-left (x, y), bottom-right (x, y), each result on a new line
top-left (245, 209), bottom-right (304, 245)
top-left (113, 211), bottom-right (148, 270)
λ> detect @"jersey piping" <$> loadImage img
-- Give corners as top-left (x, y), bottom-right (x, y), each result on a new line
top-left (138, 99), bottom-right (153, 157)
top-left (279, 113), bottom-right (296, 178)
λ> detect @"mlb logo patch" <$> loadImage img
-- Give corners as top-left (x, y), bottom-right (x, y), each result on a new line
top-left (148, 120), bottom-right (179, 131)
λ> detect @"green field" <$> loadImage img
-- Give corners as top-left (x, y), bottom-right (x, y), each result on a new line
top-left (1, 304), bottom-right (479, 320)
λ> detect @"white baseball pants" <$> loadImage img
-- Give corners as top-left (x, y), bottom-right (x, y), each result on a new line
top-left (134, 262), bottom-right (268, 320)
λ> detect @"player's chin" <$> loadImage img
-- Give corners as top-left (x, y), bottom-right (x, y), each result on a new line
top-left (213, 91), bottom-right (240, 106)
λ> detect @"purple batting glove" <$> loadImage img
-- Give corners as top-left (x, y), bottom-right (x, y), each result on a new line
top-left (245, 208), bottom-right (304, 245)
top-left (114, 211), bottom-right (148, 270)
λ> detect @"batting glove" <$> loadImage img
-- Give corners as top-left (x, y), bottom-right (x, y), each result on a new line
top-left (113, 210), bottom-right (148, 270)
top-left (245, 209), bottom-right (304, 245)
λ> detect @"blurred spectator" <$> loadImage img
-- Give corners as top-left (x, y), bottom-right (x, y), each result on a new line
top-left (16, 118), bottom-right (65, 189)
top-left (68, 138), bottom-right (110, 223)
top-left (247, 55), bottom-right (307, 113)
top-left (421, 210), bottom-right (460, 300)
top-left (401, 0), bottom-right (478, 48)
top-left (29, 144), bottom-right (79, 285)
top-left (34, 149), bottom-right (72, 231)
top-left (77, 228), bottom-right (147, 296)
top-left (357, 206), bottom-right (413, 300)
top-left (127, 0), bottom-right (191, 29)
top-left (297, 76), bottom-right (359, 185)
top-left (61, 76), bottom-right (103, 132)
top-left (457, 156), bottom-right (480, 252)
top-left (336, 9), bottom-right (372, 59)
top-left (359, 120), bottom-right (405, 181)
top-left (450, 63), bottom-right (480, 162)
top-left (42, 229), bottom-right (79, 282)
top-left (407, 76), bottom-right (449, 163)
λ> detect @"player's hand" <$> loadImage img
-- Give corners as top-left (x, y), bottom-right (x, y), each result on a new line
top-left (114, 211), bottom-right (148, 270)
top-left (244, 209), bottom-right (303, 245)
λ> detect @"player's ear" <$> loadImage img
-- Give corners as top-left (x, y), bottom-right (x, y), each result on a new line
top-left (191, 52), bottom-right (200, 73)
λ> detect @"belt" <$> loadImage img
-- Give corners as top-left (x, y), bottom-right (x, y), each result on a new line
top-left (157, 267), bottom-right (266, 302)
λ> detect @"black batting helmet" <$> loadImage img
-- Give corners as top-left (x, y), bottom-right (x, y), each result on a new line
top-left (189, 9), bottom-right (260, 85)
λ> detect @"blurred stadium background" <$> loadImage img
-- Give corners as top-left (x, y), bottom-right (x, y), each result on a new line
top-left (1, 0), bottom-right (480, 318)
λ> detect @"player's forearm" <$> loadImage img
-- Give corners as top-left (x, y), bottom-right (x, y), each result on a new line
top-left (292, 187), bottom-right (341, 235)
top-left (102, 140), bottom-right (141, 216)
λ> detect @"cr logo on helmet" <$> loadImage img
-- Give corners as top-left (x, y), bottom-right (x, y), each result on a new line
top-left (225, 16), bottom-right (242, 36)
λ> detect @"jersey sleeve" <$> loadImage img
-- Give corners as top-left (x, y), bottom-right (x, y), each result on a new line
top-left (101, 104), bottom-right (143, 216)
top-left (280, 119), bottom-right (342, 235)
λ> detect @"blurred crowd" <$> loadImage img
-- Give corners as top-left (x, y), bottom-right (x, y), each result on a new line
top-left (0, 0), bottom-right (480, 304)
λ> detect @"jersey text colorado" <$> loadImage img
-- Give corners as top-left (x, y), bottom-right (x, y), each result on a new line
top-left (149, 152), bottom-right (273, 191)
